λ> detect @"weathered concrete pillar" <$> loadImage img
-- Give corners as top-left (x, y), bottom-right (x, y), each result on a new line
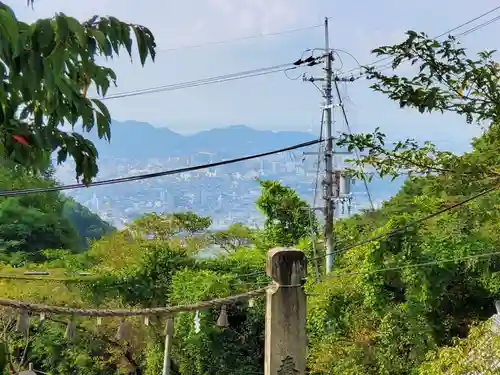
top-left (265, 247), bottom-right (307, 375)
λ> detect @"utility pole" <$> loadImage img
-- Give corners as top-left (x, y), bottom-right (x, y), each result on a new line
top-left (322, 17), bottom-right (336, 273)
top-left (303, 17), bottom-right (354, 275)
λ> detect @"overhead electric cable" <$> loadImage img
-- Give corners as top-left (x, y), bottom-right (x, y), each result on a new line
top-left (455, 14), bottom-right (500, 37)
top-left (310, 183), bottom-right (499, 262)
top-left (0, 268), bottom-right (270, 283)
top-left (341, 4), bottom-right (500, 76)
top-left (99, 56), bottom-right (323, 101)
top-left (333, 80), bottom-right (375, 210)
top-left (0, 138), bottom-right (325, 197)
top-left (366, 13), bottom-right (500, 76)
top-left (0, 274), bottom-right (96, 282)
top-left (158, 23), bottom-right (323, 52)
top-left (100, 63), bottom-right (296, 100)
top-left (329, 250), bottom-right (500, 279)
top-left (307, 111), bottom-right (325, 282)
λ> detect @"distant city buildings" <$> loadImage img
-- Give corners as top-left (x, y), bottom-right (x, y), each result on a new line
top-left (56, 149), bottom-right (401, 229)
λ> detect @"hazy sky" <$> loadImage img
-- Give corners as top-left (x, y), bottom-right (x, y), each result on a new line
top-left (6, 0), bottom-right (500, 145)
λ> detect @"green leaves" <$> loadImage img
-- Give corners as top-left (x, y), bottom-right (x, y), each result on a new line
top-left (256, 179), bottom-right (317, 247)
top-left (91, 99), bottom-right (111, 140)
top-left (0, 4), bottom-right (157, 183)
top-left (54, 13), bottom-right (69, 42)
top-left (418, 321), bottom-right (500, 374)
top-left (0, 5), bottom-right (19, 44)
top-left (307, 167), bottom-right (500, 373)
top-left (365, 32), bottom-right (500, 125)
top-left (66, 16), bottom-right (86, 47)
top-left (211, 223), bottom-right (255, 253)
top-left (336, 32), bottom-right (500, 184)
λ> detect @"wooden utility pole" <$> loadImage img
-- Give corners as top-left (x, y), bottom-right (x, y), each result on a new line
top-left (264, 248), bottom-right (307, 375)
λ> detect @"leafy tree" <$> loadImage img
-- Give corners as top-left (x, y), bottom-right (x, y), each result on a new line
top-left (128, 212), bottom-right (212, 240)
top-left (169, 267), bottom-right (265, 375)
top-left (84, 230), bottom-right (195, 307)
top-left (256, 179), bottom-right (317, 247)
top-left (62, 198), bottom-right (114, 248)
top-left (337, 31), bottom-right (500, 183)
top-left (306, 168), bottom-right (500, 374)
top-left (211, 223), bottom-right (255, 253)
top-left (418, 320), bottom-right (500, 374)
top-left (0, 198), bottom-right (79, 264)
top-left (0, 2), bottom-right (156, 183)
top-left (0, 206), bottom-right (271, 375)
top-left (302, 32), bottom-right (500, 374)
top-left (125, 211), bottom-right (212, 258)
top-left (0, 155), bottom-right (119, 264)
top-left (0, 159), bottom-right (83, 264)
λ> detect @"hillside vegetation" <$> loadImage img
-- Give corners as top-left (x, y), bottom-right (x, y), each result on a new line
top-left (0, 149), bottom-right (498, 374)
top-left (0, 2), bottom-right (499, 374)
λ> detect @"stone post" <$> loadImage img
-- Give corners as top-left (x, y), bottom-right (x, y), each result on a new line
top-left (264, 247), bottom-right (307, 375)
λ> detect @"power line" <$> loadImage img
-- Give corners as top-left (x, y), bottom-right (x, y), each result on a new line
top-left (433, 5), bottom-right (500, 38)
top-left (103, 68), bottom-right (289, 99)
top-left (333, 80), bottom-right (375, 211)
top-left (341, 4), bottom-right (500, 76)
top-left (310, 183), bottom-right (499, 262)
top-left (0, 267), bottom-right (270, 283)
top-left (328, 249), bottom-right (500, 279)
top-left (99, 56), bottom-right (323, 101)
top-left (157, 23), bottom-right (323, 53)
top-left (367, 12), bottom-right (500, 76)
top-left (307, 110), bottom-right (325, 283)
top-left (0, 138), bottom-right (325, 197)
top-left (100, 64), bottom-right (295, 101)
top-left (455, 14), bottom-right (500, 37)
top-left (367, 5), bottom-right (500, 73)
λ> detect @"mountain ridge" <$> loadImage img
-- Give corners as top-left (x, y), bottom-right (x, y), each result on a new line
top-left (85, 120), bottom-right (316, 159)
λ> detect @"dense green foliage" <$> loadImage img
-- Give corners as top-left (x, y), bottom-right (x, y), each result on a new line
top-left (338, 31), bottom-right (500, 183)
top-left (0, 8), bottom-right (500, 374)
top-left (307, 164), bottom-right (500, 373)
top-left (0, 1), bottom-right (156, 183)
top-left (256, 179), bottom-right (318, 247)
top-left (0, 178), bottom-right (301, 375)
top-left (0, 158), bottom-right (113, 265)
top-left (62, 199), bottom-right (114, 248)
top-left (309, 29), bottom-right (500, 375)
top-left (1, 156), bottom-right (496, 375)
top-left (0, 157), bottom-right (499, 374)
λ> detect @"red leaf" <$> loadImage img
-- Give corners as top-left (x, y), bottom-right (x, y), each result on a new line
top-left (12, 135), bottom-right (30, 146)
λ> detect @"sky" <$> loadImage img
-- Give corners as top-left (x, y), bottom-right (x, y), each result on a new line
top-left (5, 0), bottom-right (500, 147)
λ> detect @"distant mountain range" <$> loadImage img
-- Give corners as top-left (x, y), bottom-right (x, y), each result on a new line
top-left (82, 119), bottom-right (474, 160)
top-left (85, 120), bottom-right (316, 159)
top-left (58, 119), bottom-right (476, 227)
